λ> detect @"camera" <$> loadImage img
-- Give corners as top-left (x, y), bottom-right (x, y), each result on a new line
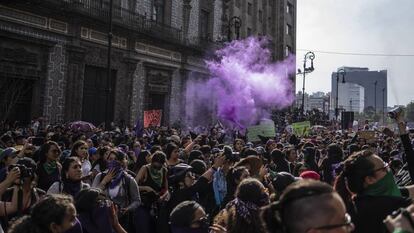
top-left (388, 107), bottom-right (403, 120)
top-left (9, 164), bottom-right (34, 179)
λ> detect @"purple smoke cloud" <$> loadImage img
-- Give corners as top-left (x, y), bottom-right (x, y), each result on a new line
top-left (185, 37), bottom-right (295, 128)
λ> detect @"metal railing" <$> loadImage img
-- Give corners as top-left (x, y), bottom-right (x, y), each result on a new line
top-left (33, 0), bottom-right (193, 46)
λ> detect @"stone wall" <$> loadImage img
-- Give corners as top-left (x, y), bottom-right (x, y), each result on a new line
top-left (213, 0), bottom-right (223, 40)
top-left (128, 60), bottom-right (146, 127)
top-left (188, 0), bottom-right (199, 43)
top-left (44, 44), bottom-right (67, 123)
top-left (81, 43), bottom-right (130, 124)
top-left (138, 0), bottom-right (153, 17)
top-left (169, 68), bottom-right (183, 125)
top-left (64, 46), bottom-right (85, 122)
top-left (171, 0), bottom-right (183, 29)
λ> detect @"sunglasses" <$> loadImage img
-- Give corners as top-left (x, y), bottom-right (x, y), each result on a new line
top-left (97, 199), bottom-right (112, 208)
top-left (191, 215), bottom-right (209, 225)
top-left (311, 213), bottom-right (353, 231)
top-left (371, 162), bottom-right (390, 174)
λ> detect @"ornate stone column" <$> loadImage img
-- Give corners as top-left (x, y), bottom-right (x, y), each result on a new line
top-left (183, 0), bottom-right (192, 41)
top-left (43, 43), bottom-right (67, 124)
top-left (64, 45), bottom-right (85, 122)
top-left (169, 68), bottom-right (183, 125)
top-left (123, 57), bottom-right (143, 127)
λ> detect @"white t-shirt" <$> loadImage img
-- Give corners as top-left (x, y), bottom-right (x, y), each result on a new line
top-left (82, 160), bottom-right (92, 177)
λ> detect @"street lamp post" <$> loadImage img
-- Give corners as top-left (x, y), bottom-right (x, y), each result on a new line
top-left (227, 16), bottom-right (242, 41)
top-left (297, 51), bottom-right (315, 116)
top-left (374, 80), bottom-right (378, 113)
top-left (105, 0), bottom-right (114, 131)
top-left (382, 87), bottom-right (385, 125)
top-left (335, 68), bottom-right (346, 121)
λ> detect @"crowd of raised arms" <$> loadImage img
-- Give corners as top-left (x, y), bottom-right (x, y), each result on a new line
top-left (0, 111), bottom-right (413, 233)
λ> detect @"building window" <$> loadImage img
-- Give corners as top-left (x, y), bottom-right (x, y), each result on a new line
top-left (236, 0), bottom-right (241, 8)
top-left (200, 10), bottom-right (210, 40)
top-left (285, 45), bottom-right (291, 57)
top-left (121, 0), bottom-right (128, 17)
top-left (286, 24), bottom-right (292, 35)
top-left (152, 0), bottom-right (164, 23)
top-left (287, 2), bottom-right (294, 15)
top-left (247, 28), bottom-right (252, 36)
top-left (259, 10), bottom-right (263, 22)
top-left (248, 3), bottom-right (252, 15)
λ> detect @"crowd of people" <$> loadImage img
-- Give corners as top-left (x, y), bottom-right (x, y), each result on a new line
top-left (0, 110), bottom-right (413, 233)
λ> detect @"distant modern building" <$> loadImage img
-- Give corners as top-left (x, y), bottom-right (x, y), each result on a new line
top-left (338, 82), bottom-right (365, 113)
top-left (331, 67), bottom-right (387, 114)
top-left (296, 91), bottom-right (329, 112)
top-left (295, 91), bottom-right (308, 110)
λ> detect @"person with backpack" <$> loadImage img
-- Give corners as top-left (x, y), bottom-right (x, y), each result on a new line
top-left (92, 149), bottom-right (141, 233)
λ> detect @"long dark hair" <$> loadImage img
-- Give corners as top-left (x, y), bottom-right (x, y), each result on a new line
top-left (302, 147), bottom-right (319, 172)
top-left (62, 157), bottom-right (81, 182)
top-left (8, 195), bottom-right (74, 233)
top-left (75, 188), bottom-right (105, 213)
top-left (334, 150), bottom-right (375, 209)
top-left (170, 201), bottom-right (202, 228)
top-left (38, 141), bottom-right (61, 164)
top-left (322, 143), bottom-right (344, 184)
top-left (134, 150), bottom-right (150, 173)
top-left (71, 140), bottom-right (87, 158)
top-left (226, 178), bottom-right (266, 233)
top-left (270, 149), bottom-right (290, 173)
top-left (92, 146), bottom-right (109, 172)
top-left (165, 143), bottom-right (178, 160)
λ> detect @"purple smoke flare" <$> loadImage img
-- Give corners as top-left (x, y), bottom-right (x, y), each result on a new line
top-left (185, 37), bottom-right (295, 128)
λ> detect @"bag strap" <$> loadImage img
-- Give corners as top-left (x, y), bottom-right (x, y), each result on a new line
top-left (122, 174), bottom-right (131, 206)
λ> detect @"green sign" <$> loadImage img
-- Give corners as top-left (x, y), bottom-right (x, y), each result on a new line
top-left (292, 121), bottom-right (311, 137)
top-left (247, 123), bottom-right (276, 142)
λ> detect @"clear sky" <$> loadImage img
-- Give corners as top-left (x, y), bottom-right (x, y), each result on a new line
top-left (296, 0), bottom-right (414, 106)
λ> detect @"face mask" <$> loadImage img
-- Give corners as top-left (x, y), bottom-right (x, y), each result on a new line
top-left (364, 171), bottom-right (402, 197)
top-left (107, 160), bottom-right (122, 172)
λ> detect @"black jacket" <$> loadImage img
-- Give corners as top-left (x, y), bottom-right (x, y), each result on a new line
top-left (351, 194), bottom-right (411, 233)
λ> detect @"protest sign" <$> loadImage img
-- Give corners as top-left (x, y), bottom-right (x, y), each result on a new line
top-left (247, 123), bottom-right (276, 142)
top-left (357, 130), bottom-right (376, 140)
top-left (144, 110), bottom-right (162, 128)
top-left (292, 121), bottom-right (311, 137)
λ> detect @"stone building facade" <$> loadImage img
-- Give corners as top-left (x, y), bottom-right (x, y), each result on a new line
top-left (0, 0), bottom-right (222, 127)
top-left (0, 0), bottom-right (295, 127)
top-left (223, 0), bottom-right (297, 88)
